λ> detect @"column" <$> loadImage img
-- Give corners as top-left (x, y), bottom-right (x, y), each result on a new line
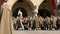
top-left (0, 2), bottom-right (14, 34)
top-left (33, 6), bottom-right (38, 16)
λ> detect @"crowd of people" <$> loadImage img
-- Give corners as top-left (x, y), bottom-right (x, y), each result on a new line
top-left (12, 15), bottom-right (60, 30)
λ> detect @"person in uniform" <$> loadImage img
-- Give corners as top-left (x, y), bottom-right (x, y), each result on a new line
top-left (38, 16), bottom-right (42, 30)
top-left (27, 16), bottom-right (33, 30)
top-left (18, 14), bottom-right (24, 30)
top-left (15, 16), bottom-right (20, 30)
top-left (56, 16), bottom-right (60, 30)
top-left (35, 15), bottom-right (40, 30)
top-left (27, 16), bottom-right (31, 30)
top-left (43, 17), bottom-right (47, 30)
top-left (50, 15), bottom-right (57, 30)
top-left (31, 15), bottom-right (36, 30)
top-left (18, 10), bottom-right (24, 30)
top-left (39, 16), bottom-right (44, 30)
top-left (40, 17), bottom-right (44, 30)
top-left (53, 16), bottom-right (57, 30)
top-left (12, 17), bottom-right (17, 30)
top-left (45, 16), bottom-right (50, 30)
top-left (50, 15), bottom-right (54, 30)
top-left (23, 17), bottom-right (28, 30)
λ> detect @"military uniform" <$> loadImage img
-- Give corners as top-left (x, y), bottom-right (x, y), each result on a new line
top-left (45, 17), bottom-right (50, 30)
top-left (40, 17), bottom-right (44, 29)
top-left (50, 16), bottom-right (54, 29)
top-left (19, 15), bottom-right (24, 29)
top-left (57, 16), bottom-right (60, 29)
top-left (31, 16), bottom-right (36, 30)
top-left (53, 16), bottom-right (57, 28)
top-left (35, 16), bottom-right (40, 28)
top-left (39, 16), bottom-right (43, 28)
top-left (27, 16), bottom-right (33, 30)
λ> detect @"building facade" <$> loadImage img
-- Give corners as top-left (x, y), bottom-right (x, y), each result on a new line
top-left (0, 0), bottom-right (60, 34)
top-left (0, 0), bottom-right (60, 18)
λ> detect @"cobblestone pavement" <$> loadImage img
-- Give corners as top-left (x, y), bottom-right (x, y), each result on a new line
top-left (14, 30), bottom-right (60, 34)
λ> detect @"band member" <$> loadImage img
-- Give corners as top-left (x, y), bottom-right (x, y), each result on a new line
top-left (53, 16), bottom-right (57, 30)
top-left (39, 16), bottom-right (43, 29)
top-left (45, 16), bottom-right (50, 30)
top-left (27, 16), bottom-right (31, 30)
top-left (40, 17), bottom-right (45, 30)
top-left (18, 14), bottom-right (24, 30)
top-left (15, 16), bottom-right (20, 30)
top-left (12, 17), bottom-right (17, 30)
top-left (27, 16), bottom-right (32, 30)
top-left (50, 15), bottom-right (54, 30)
top-left (50, 15), bottom-right (57, 30)
top-left (23, 17), bottom-right (28, 30)
top-left (17, 10), bottom-right (24, 30)
top-left (37, 16), bottom-right (42, 29)
top-left (35, 16), bottom-right (40, 30)
top-left (43, 17), bottom-right (46, 30)
top-left (56, 16), bottom-right (60, 30)
top-left (31, 16), bottom-right (36, 30)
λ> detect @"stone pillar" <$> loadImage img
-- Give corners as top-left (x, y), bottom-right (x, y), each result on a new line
top-left (0, 3), bottom-right (14, 34)
top-left (34, 6), bottom-right (38, 16)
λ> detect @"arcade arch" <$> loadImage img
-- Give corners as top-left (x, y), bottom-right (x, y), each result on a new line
top-left (37, 0), bottom-right (58, 18)
top-left (11, 0), bottom-right (35, 17)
